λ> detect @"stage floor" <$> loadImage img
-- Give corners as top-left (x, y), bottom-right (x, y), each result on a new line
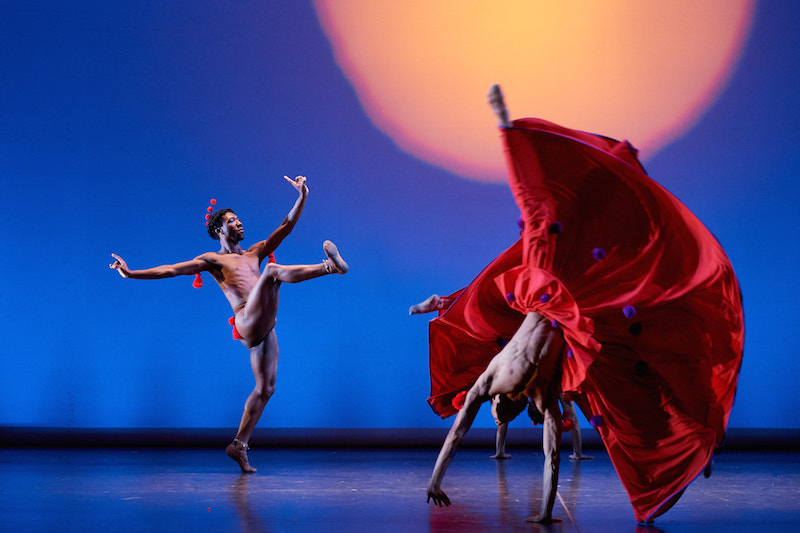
top-left (1, 447), bottom-right (798, 532)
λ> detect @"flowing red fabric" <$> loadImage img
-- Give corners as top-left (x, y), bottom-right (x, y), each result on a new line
top-left (426, 118), bottom-right (744, 522)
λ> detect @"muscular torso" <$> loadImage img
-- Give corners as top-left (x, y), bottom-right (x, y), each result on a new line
top-left (201, 250), bottom-right (263, 311)
top-left (484, 313), bottom-right (564, 411)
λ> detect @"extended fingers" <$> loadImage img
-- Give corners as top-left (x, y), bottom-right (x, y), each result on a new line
top-left (427, 491), bottom-right (450, 507)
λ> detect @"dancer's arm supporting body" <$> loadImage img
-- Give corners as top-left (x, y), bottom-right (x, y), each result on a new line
top-left (427, 312), bottom-right (564, 523)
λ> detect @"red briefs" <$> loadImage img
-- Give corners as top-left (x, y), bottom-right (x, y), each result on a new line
top-left (426, 118), bottom-right (744, 522)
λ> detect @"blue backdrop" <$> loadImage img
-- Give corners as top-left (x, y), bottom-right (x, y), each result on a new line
top-left (1, 1), bottom-right (798, 432)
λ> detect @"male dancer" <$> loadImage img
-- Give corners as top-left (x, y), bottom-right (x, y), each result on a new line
top-left (411, 295), bottom-right (592, 462)
top-left (426, 311), bottom-right (566, 523)
top-left (110, 175), bottom-right (348, 472)
top-left (422, 85), bottom-right (743, 524)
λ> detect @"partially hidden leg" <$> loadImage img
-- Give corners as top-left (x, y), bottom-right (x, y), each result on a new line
top-left (562, 397), bottom-right (593, 460)
top-left (491, 422), bottom-right (511, 459)
top-left (227, 330), bottom-right (279, 473)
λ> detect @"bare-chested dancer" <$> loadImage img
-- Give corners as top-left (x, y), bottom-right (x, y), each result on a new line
top-left (421, 88), bottom-right (569, 523)
top-left (426, 312), bottom-right (565, 523)
top-left (110, 175), bottom-right (348, 473)
top-left (410, 295), bottom-right (592, 462)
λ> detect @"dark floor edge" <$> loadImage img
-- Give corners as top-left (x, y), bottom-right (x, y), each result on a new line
top-left (2, 426), bottom-right (798, 450)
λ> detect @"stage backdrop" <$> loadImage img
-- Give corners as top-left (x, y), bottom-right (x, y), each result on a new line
top-left (1, 1), bottom-right (798, 433)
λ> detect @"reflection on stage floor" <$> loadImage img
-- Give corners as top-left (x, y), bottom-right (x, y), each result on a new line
top-left (1, 446), bottom-right (798, 532)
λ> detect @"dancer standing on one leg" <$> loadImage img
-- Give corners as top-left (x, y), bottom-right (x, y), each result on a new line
top-left (110, 175), bottom-right (348, 473)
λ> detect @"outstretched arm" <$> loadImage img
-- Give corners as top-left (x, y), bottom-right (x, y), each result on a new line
top-left (252, 175), bottom-right (308, 261)
top-left (427, 378), bottom-right (490, 506)
top-left (109, 253), bottom-right (210, 279)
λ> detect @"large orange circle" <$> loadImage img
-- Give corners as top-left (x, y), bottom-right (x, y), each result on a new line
top-left (315, 1), bottom-right (754, 182)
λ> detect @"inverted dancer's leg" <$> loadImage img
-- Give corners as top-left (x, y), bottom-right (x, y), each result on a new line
top-left (227, 330), bottom-right (279, 473)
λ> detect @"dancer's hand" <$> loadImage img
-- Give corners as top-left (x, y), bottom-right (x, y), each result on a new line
top-left (109, 254), bottom-right (130, 278)
top-left (427, 485), bottom-right (451, 507)
top-left (284, 175), bottom-right (308, 196)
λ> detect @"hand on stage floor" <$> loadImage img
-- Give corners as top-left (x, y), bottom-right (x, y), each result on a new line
top-left (427, 486), bottom-right (451, 507)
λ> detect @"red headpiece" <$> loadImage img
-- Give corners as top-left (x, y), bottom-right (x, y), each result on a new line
top-left (194, 198), bottom-right (217, 289)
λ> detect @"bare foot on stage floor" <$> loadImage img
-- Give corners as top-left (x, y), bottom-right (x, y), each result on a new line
top-left (226, 440), bottom-right (257, 473)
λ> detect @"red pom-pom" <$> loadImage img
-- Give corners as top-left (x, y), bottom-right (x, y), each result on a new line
top-left (205, 214), bottom-right (210, 220)
top-left (228, 316), bottom-right (236, 326)
top-left (192, 273), bottom-right (203, 288)
top-left (232, 326), bottom-right (240, 340)
top-left (210, 199), bottom-right (217, 205)
top-left (268, 253), bottom-right (276, 264)
top-left (451, 391), bottom-right (468, 410)
top-left (562, 418), bottom-right (575, 432)
top-left (207, 206), bottom-right (213, 212)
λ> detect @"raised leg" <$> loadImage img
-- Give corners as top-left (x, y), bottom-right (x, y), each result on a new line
top-left (227, 329), bottom-right (280, 473)
top-left (236, 241), bottom-right (348, 343)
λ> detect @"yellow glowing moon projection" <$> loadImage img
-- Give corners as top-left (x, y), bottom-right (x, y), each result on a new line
top-left (314, 1), bottom-right (754, 183)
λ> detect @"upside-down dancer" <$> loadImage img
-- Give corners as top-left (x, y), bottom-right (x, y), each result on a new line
top-left (411, 296), bottom-right (592, 462)
top-left (420, 85), bottom-right (743, 524)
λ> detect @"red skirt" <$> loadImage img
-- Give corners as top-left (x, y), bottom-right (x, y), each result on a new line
top-left (427, 118), bottom-right (744, 522)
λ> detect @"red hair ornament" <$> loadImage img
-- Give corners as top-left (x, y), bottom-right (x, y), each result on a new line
top-left (194, 198), bottom-right (217, 289)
